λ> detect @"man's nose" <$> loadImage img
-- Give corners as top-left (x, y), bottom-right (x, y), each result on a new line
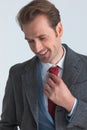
top-left (33, 41), bottom-right (43, 53)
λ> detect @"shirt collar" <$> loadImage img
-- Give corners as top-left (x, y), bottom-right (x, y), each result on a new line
top-left (41, 46), bottom-right (66, 71)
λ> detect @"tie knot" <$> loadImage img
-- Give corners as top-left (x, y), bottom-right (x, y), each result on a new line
top-left (48, 66), bottom-right (59, 76)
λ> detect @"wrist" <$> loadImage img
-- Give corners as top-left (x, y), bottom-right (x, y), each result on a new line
top-left (66, 98), bottom-right (78, 122)
top-left (65, 96), bottom-right (75, 112)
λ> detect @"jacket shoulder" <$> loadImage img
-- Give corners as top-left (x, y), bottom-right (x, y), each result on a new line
top-left (9, 56), bottom-right (38, 76)
top-left (63, 44), bottom-right (87, 64)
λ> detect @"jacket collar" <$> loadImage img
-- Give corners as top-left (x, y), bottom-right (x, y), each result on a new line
top-left (62, 44), bottom-right (82, 88)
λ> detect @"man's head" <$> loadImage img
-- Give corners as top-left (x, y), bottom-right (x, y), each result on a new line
top-left (17, 0), bottom-right (63, 64)
top-left (17, 0), bottom-right (61, 31)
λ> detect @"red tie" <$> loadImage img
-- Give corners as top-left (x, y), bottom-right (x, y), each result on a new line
top-left (48, 66), bottom-right (59, 119)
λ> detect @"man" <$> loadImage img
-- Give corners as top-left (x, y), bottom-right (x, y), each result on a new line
top-left (0, 0), bottom-right (87, 130)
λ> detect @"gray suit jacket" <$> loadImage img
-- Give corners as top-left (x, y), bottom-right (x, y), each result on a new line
top-left (0, 44), bottom-right (87, 130)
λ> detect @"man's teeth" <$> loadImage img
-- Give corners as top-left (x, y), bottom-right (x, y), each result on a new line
top-left (40, 50), bottom-right (48, 55)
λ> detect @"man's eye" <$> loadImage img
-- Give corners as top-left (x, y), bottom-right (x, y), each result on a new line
top-left (40, 37), bottom-right (46, 40)
top-left (28, 40), bottom-right (34, 44)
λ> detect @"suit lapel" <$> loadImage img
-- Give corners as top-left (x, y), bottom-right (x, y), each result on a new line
top-left (21, 57), bottom-right (39, 124)
top-left (62, 44), bottom-right (82, 88)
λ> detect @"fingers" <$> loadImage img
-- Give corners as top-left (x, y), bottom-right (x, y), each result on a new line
top-left (44, 78), bottom-right (54, 96)
top-left (44, 83), bottom-right (51, 97)
top-left (47, 77), bottom-right (56, 88)
top-left (48, 73), bottom-right (61, 84)
top-left (44, 73), bottom-right (60, 98)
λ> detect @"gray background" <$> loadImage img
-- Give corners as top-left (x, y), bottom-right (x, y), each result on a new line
top-left (0, 0), bottom-right (87, 116)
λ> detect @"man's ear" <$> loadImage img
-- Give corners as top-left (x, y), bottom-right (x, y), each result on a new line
top-left (56, 22), bottom-right (63, 37)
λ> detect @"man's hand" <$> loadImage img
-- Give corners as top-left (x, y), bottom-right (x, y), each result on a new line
top-left (44, 73), bottom-right (75, 112)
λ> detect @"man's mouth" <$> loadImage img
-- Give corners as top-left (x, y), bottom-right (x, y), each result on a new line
top-left (39, 49), bottom-right (48, 56)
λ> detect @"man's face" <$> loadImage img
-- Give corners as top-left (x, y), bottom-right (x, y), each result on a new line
top-left (22, 15), bottom-right (63, 64)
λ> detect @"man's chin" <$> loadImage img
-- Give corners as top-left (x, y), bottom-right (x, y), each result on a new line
top-left (39, 58), bottom-right (49, 63)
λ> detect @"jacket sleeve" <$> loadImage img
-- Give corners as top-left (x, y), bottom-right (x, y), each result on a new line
top-left (67, 99), bottom-right (87, 129)
top-left (67, 80), bottom-right (87, 129)
top-left (0, 69), bottom-right (18, 130)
